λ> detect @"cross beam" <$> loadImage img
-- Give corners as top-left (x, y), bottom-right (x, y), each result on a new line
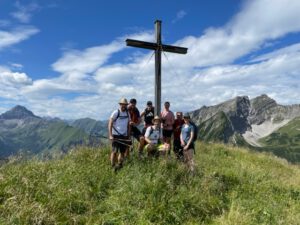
top-left (126, 20), bottom-right (188, 116)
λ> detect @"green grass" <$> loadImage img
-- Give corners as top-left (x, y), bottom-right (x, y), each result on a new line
top-left (0, 143), bottom-right (299, 224)
top-left (259, 117), bottom-right (300, 163)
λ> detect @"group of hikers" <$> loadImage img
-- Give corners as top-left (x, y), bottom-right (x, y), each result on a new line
top-left (108, 98), bottom-right (196, 172)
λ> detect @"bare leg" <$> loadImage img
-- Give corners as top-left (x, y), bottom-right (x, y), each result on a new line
top-left (184, 149), bottom-right (195, 172)
top-left (118, 152), bottom-right (124, 166)
top-left (124, 147), bottom-right (130, 159)
top-left (110, 152), bottom-right (117, 167)
top-left (138, 136), bottom-right (145, 155)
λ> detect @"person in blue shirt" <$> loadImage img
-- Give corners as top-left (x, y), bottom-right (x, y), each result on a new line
top-left (180, 113), bottom-right (195, 172)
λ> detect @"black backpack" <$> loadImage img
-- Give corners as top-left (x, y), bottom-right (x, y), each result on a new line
top-left (112, 109), bottom-right (129, 136)
top-left (113, 109), bottom-right (129, 122)
top-left (189, 121), bottom-right (198, 142)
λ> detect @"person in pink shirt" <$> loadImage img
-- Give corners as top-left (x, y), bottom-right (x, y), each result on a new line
top-left (160, 101), bottom-right (175, 153)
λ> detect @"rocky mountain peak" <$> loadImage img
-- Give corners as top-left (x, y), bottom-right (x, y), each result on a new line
top-left (250, 94), bottom-right (277, 110)
top-left (0, 105), bottom-right (39, 120)
top-left (248, 94), bottom-right (278, 124)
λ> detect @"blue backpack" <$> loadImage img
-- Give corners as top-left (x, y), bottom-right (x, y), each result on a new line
top-left (189, 121), bottom-right (198, 142)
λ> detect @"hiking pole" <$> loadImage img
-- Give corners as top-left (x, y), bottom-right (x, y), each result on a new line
top-left (91, 134), bottom-right (132, 147)
top-left (111, 139), bottom-right (132, 148)
top-left (91, 134), bottom-right (132, 142)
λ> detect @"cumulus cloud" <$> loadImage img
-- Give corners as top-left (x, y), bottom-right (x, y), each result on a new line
top-left (22, 31), bottom-right (154, 99)
top-left (172, 10), bottom-right (187, 23)
top-left (167, 0), bottom-right (300, 69)
top-left (0, 66), bottom-right (32, 99)
top-left (11, 1), bottom-right (40, 23)
top-left (0, 26), bottom-right (39, 50)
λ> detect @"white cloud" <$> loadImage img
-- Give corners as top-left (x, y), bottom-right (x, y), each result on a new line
top-left (167, 0), bottom-right (300, 69)
top-left (250, 43), bottom-right (300, 62)
top-left (11, 2), bottom-right (40, 23)
top-left (10, 63), bottom-right (23, 69)
top-left (172, 10), bottom-right (187, 23)
top-left (22, 31), bottom-right (154, 98)
top-left (0, 66), bottom-right (32, 99)
top-left (0, 26), bottom-right (39, 50)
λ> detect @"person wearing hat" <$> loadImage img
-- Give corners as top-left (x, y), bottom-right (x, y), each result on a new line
top-left (180, 113), bottom-right (195, 172)
top-left (108, 97), bottom-right (131, 171)
top-left (144, 116), bottom-right (169, 156)
top-left (141, 100), bottom-right (155, 135)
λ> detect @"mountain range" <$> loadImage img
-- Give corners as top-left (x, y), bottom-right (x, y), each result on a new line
top-left (189, 94), bottom-right (300, 162)
top-left (0, 106), bottom-right (107, 158)
top-left (0, 94), bottom-right (300, 162)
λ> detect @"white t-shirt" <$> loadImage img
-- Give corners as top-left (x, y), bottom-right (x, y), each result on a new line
top-left (145, 126), bottom-right (162, 144)
top-left (110, 109), bottom-right (130, 136)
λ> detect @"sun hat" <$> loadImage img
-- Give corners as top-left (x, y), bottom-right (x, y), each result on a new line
top-left (152, 115), bottom-right (161, 123)
top-left (119, 98), bottom-right (128, 105)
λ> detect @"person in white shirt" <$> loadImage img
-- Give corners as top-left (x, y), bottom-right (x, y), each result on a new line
top-left (108, 98), bottom-right (131, 171)
top-left (144, 116), bottom-right (169, 156)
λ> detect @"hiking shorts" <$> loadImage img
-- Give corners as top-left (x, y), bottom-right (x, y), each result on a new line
top-left (163, 129), bottom-right (173, 138)
top-left (173, 139), bottom-right (183, 155)
top-left (184, 142), bottom-right (195, 150)
top-left (131, 126), bottom-right (143, 140)
top-left (112, 135), bottom-right (129, 154)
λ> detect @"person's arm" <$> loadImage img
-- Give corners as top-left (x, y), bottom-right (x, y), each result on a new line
top-left (140, 110), bottom-right (145, 117)
top-left (127, 114), bottom-right (131, 138)
top-left (144, 127), bottom-right (152, 144)
top-left (108, 118), bottom-right (113, 140)
top-left (108, 111), bottom-right (117, 139)
top-left (185, 131), bottom-right (194, 150)
top-left (180, 132), bottom-right (185, 146)
top-left (171, 112), bottom-right (175, 125)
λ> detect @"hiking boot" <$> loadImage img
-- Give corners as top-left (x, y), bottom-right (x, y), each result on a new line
top-left (114, 163), bottom-right (123, 172)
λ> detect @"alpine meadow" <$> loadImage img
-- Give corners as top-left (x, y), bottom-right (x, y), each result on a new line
top-left (0, 143), bottom-right (300, 224)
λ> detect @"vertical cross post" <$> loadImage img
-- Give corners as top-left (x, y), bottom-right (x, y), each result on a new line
top-left (155, 20), bottom-right (162, 116)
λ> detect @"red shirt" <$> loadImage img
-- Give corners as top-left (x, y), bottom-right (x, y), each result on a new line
top-left (173, 119), bottom-right (184, 140)
top-left (160, 110), bottom-right (175, 130)
top-left (128, 105), bottom-right (140, 124)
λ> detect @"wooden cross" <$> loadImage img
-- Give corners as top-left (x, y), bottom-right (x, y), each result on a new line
top-left (126, 20), bottom-right (188, 116)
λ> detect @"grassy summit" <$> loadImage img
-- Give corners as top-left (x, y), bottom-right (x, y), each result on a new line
top-left (0, 143), bottom-right (299, 224)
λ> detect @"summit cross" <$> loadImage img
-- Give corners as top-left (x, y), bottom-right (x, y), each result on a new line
top-left (126, 20), bottom-right (188, 116)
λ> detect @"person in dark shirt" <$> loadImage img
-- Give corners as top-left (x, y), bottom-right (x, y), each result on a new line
top-left (141, 101), bottom-right (155, 135)
top-left (128, 98), bottom-right (145, 157)
top-left (173, 112), bottom-right (184, 160)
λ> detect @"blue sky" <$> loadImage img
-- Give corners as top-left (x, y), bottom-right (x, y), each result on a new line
top-left (0, 0), bottom-right (300, 119)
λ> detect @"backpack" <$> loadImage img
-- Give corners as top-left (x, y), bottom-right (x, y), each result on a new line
top-left (113, 109), bottom-right (129, 122)
top-left (148, 126), bottom-right (161, 142)
top-left (189, 121), bottom-right (198, 142)
top-left (112, 109), bottom-right (129, 136)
